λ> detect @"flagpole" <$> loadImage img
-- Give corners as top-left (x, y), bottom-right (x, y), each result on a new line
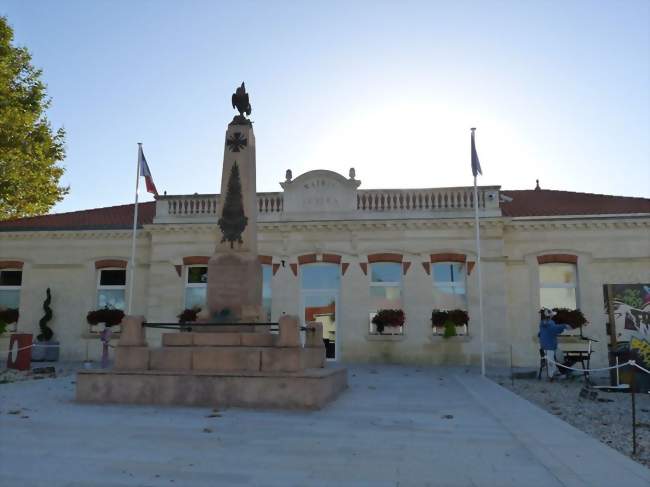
top-left (471, 128), bottom-right (486, 376)
top-left (127, 143), bottom-right (142, 314)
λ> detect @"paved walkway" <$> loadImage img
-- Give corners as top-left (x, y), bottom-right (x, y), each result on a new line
top-left (1, 364), bottom-right (648, 486)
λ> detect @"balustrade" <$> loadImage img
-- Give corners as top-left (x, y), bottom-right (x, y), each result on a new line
top-left (155, 186), bottom-right (498, 223)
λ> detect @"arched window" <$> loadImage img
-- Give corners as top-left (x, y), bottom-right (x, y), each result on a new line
top-left (432, 262), bottom-right (467, 309)
top-left (185, 265), bottom-right (207, 309)
top-left (97, 268), bottom-right (127, 310)
top-left (539, 263), bottom-right (578, 310)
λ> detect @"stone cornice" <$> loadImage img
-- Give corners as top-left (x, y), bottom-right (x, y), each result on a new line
top-left (1, 215), bottom-right (647, 239)
top-left (503, 217), bottom-right (649, 231)
top-left (0, 229), bottom-right (149, 240)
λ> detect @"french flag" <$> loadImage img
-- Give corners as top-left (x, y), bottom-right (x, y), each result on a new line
top-left (138, 145), bottom-right (159, 196)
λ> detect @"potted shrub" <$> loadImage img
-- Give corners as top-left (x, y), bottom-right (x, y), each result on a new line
top-left (32, 288), bottom-right (60, 362)
top-left (372, 309), bottom-right (405, 334)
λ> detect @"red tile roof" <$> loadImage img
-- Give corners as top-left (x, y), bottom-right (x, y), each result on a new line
top-left (0, 190), bottom-right (648, 231)
top-left (0, 202), bottom-right (155, 231)
top-left (501, 189), bottom-right (650, 217)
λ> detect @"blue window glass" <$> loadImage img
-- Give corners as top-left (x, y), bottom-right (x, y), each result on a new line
top-left (301, 264), bottom-right (340, 290)
top-left (262, 264), bottom-right (272, 321)
top-left (370, 263), bottom-right (401, 283)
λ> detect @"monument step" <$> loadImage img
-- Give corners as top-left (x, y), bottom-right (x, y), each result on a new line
top-left (77, 367), bottom-right (348, 409)
top-left (162, 332), bottom-right (275, 347)
top-left (144, 346), bottom-right (325, 373)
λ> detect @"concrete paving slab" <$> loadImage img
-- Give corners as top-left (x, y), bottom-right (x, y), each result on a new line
top-left (0, 364), bottom-right (648, 486)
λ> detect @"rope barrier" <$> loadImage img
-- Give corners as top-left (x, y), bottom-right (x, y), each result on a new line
top-left (546, 358), bottom-right (650, 375)
top-left (547, 358), bottom-right (628, 373)
top-left (0, 342), bottom-right (63, 354)
top-left (630, 360), bottom-right (650, 375)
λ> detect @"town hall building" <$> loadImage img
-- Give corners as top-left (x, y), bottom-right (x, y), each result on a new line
top-left (1, 169), bottom-right (649, 368)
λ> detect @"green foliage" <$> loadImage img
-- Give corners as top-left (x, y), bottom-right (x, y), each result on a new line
top-left (0, 320), bottom-right (7, 336)
top-left (431, 309), bottom-right (469, 327)
top-left (442, 320), bottom-right (457, 339)
top-left (37, 287), bottom-right (53, 341)
top-left (614, 289), bottom-right (643, 309)
top-left (0, 16), bottom-right (68, 220)
top-left (218, 161), bottom-right (248, 248)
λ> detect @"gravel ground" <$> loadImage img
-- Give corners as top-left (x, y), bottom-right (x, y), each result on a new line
top-left (496, 374), bottom-right (650, 469)
top-left (0, 362), bottom-right (80, 384)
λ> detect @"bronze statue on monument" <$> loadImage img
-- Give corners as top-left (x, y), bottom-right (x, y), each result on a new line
top-left (231, 82), bottom-right (252, 126)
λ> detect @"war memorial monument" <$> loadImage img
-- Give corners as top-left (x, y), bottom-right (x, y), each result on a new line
top-left (76, 84), bottom-right (348, 409)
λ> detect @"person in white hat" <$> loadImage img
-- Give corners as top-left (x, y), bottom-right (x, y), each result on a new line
top-left (538, 308), bottom-right (568, 379)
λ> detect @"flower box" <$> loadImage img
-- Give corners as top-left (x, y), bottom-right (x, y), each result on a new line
top-left (431, 309), bottom-right (469, 337)
top-left (370, 309), bottom-right (405, 335)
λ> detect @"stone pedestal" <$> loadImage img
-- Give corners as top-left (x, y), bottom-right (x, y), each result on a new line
top-left (207, 253), bottom-right (262, 320)
top-left (206, 120), bottom-right (262, 321)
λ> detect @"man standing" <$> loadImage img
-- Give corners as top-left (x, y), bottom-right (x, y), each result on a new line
top-left (539, 308), bottom-right (568, 379)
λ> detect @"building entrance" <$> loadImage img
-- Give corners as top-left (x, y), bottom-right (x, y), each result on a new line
top-left (300, 263), bottom-right (340, 360)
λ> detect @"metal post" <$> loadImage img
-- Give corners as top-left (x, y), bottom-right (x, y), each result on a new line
top-left (631, 368), bottom-right (636, 455)
top-left (510, 344), bottom-right (514, 387)
top-left (128, 143), bottom-right (142, 314)
top-left (473, 174), bottom-right (485, 377)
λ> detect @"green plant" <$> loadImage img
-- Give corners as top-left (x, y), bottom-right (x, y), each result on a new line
top-left (372, 309), bottom-right (405, 334)
top-left (218, 161), bottom-right (248, 248)
top-left (442, 320), bottom-right (457, 338)
top-left (431, 309), bottom-right (469, 328)
top-left (0, 320), bottom-right (7, 336)
top-left (0, 16), bottom-right (68, 220)
top-left (86, 308), bottom-right (125, 327)
top-left (37, 288), bottom-right (53, 341)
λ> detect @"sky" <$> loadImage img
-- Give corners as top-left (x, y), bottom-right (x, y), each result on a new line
top-left (2, 0), bottom-right (649, 214)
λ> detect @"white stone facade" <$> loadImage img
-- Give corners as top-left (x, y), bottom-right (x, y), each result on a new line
top-left (1, 169), bottom-right (649, 368)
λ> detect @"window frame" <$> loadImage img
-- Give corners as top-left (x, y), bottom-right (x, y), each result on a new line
top-left (538, 262), bottom-right (579, 310)
top-left (96, 267), bottom-right (127, 310)
top-left (431, 262), bottom-right (468, 336)
top-left (184, 264), bottom-right (208, 310)
top-left (368, 262), bottom-right (404, 335)
top-left (0, 268), bottom-right (22, 332)
top-left (432, 261), bottom-right (467, 296)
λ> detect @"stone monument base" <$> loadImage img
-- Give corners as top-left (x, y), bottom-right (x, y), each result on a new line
top-left (207, 252), bottom-right (262, 321)
top-left (76, 367), bottom-right (347, 410)
top-left (76, 315), bottom-right (348, 410)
